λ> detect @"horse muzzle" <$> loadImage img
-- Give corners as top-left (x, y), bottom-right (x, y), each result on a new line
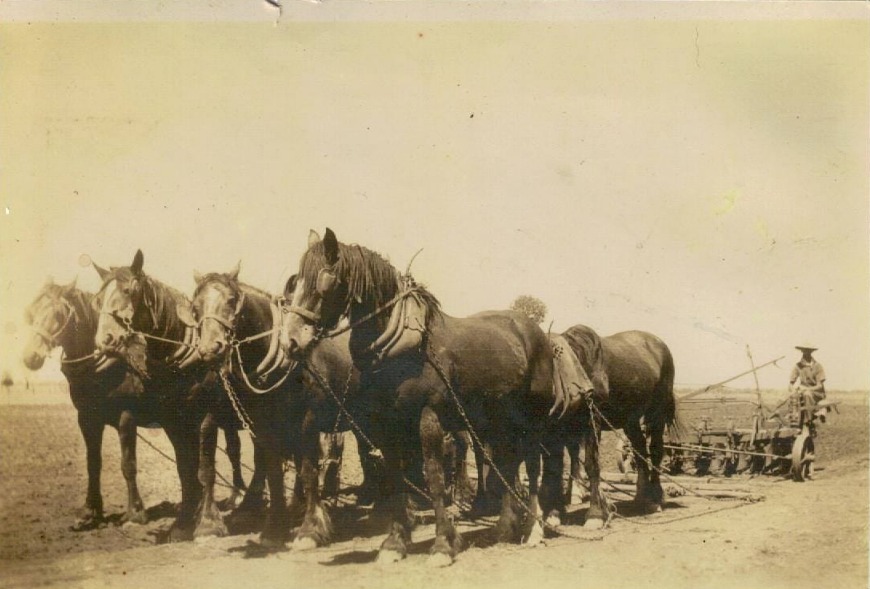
top-left (196, 341), bottom-right (227, 365)
top-left (22, 351), bottom-right (46, 371)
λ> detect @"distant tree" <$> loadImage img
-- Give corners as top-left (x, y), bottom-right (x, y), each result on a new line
top-left (510, 295), bottom-right (547, 325)
top-left (1, 370), bottom-right (13, 393)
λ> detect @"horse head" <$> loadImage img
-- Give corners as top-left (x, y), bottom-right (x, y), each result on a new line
top-left (280, 228), bottom-right (350, 360)
top-left (179, 262), bottom-right (245, 366)
top-left (22, 277), bottom-right (79, 370)
top-left (92, 249), bottom-right (153, 373)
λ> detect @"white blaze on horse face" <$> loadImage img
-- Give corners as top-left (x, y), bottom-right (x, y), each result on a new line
top-left (281, 277), bottom-right (318, 358)
top-left (198, 284), bottom-right (232, 354)
top-left (22, 298), bottom-right (58, 367)
top-left (95, 279), bottom-right (128, 351)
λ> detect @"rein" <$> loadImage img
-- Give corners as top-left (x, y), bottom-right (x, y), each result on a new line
top-left (100, 310), bottom-right (195, 349)
top-left (287, 281), bottom-right (421, 343)
top-left (228, 343), bottom-right (294, 395)
top-left (31, 298), bottom-right (76, 348)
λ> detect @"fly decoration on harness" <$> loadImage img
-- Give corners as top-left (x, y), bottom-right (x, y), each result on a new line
top-left (549, 334), bottom-right (596, 419)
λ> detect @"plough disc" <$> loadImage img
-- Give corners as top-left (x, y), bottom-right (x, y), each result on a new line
top-left (790, 433), bottom-right (815, 482)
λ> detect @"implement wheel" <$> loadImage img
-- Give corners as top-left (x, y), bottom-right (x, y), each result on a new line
top-left (791, 433), bottom-right (815, 482)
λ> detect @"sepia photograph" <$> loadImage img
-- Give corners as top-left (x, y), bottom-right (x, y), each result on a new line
top-left (1, 1), bottom-right (867, 588)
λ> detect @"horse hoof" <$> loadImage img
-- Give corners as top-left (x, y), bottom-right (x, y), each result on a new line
top-left (194, 522), bottom-right (227, 539)
top-left (70, 515), bottom-right (105, 532)
top-left (168, 526), bottom-right (194, 543)
top-left (523, 522), bottom-right (545, 547)
top-left (126, 510), bottom-right (148, 526)
top-left (292, 536), bottom-right (318, 552)
top-left (259, 536), bottom-right (287, 552)
top-left (427, 552), bottom-right (454, 568)
top-left (376, 550), bottom-right (405, 565)
top-left (583, 518), bottom-right (604, 530)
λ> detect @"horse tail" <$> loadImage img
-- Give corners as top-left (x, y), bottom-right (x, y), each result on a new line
top-left (658, 345), bottom-right (686, 441)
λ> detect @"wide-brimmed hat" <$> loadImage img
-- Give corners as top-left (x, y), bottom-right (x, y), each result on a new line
top-left (795, 344), bottom-right (818, 352)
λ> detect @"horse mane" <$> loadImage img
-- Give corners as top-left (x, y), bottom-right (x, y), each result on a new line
top-left (298, 240), bottom-right (441, 316)
top-left (66, 288), bottom-right (99, 334)
top-left (29, 285), bottom-right (95, 330)
top-left (100, 267), bottom-right (189, 335)
top-left (193, 272), bottom-right (271, 302)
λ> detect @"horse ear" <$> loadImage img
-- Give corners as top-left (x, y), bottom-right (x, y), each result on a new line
top-left (131, 250), bottom-right (144, 276)
top-left (193, 270), bottom-right (204, 285)
top-left (228, 260), bottom-right (241, 281)
top-left (308, 230), bottom-right (321, 249)
top-left (323, 228), bottom-right (339, 265)
top-left (62, 276), bottom-right (78, 294)
top-left (92, 263), bottom-right (110, 281)
top-left (176, 303), bottom-right (197, 327)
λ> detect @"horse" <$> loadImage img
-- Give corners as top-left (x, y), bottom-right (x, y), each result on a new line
top-left (22, 277), bottom-right (152, 530)
top-left (279, 229), bottom-right (556, 566)
top-left (177, 265), bottom-right (386, 550)
top-left (541, 324), bottom-right (680, 527)
top-left (91, 250), bottom-right (248, 541)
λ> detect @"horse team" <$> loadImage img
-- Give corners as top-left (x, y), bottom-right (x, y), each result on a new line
top-left (22, 228), bottom-right (680, 566)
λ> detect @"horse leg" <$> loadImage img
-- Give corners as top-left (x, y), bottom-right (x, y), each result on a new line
top-left (582, 418), bottom-right (606, 529)
top-left (375, 439), bottom-right (413, 565)
top-left (452, 431), bottom-right (474, 506)
top-left (647, 422), bottom-right (666, 510)
top-left (540, 429), bottom-right (566, 528)
top-left (226, 440), bottom-right (267, 534)
top-left (355, 429), bottom-right (381, 507)
top-left (260, 443), bottom-right (291, 549)
top-left (194, 412), bottom-right (227, 537)
top-left (163, 424), bottom-right (201, 542)
top-left (624, 420), bottom-right (656, 513)
top-left (521, 435), bottom-right (545, 547)
top-left (71, 410), bottom-right (105, 531)
top-left (469, 440), bottom-right (500, 517)
top-left (221, 426), bottom-right (247, 511)
top-left (118, 410), bottom-right (147, 524)
top-left (421, 406), bottom-right (463, 566)
top-left (491, 438), bottom-right (522, 544)
top-left (293, 411), bottom-right (333, 550)
top-left (320, 432), bottom-right (344, 504)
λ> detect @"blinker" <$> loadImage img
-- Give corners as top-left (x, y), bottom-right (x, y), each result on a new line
top-left (316, 267), bottom-right (337, 295)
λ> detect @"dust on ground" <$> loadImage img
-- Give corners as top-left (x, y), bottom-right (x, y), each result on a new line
top-left (0, 389), bottom-right (867, 589)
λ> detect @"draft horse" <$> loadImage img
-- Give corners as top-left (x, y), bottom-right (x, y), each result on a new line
top-left (541, 324), bottom-right (680, 526)
top-left (280, 229), bottom-right (556, 566)
top-left (22, 278), bottom-right (152, 530)
top-left (92, 250), bottom-right (248, 540)
top-left (178, 264), bottom-right (380, 549)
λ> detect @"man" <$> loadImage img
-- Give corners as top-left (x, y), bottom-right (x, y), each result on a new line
top-left (789, 344), bottom-right (826, 403)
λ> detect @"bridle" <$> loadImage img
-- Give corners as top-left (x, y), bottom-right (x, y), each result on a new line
top-left (285, 266), bottom-right (340, 327)
top-left (30, 297), bottom-right (77, 348)
top-left (282, 266), bottom-right (419, 342)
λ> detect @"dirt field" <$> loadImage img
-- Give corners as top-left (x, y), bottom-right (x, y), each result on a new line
top-left (1, 388), bottom-right (867, 589)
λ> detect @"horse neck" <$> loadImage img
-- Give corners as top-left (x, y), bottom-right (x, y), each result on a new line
top-left (59, 290), bottom-right (98, 361)
top-left (140, 277), bottom-right (188, 361)
top-left (235, 285), bottom-right (274, 364)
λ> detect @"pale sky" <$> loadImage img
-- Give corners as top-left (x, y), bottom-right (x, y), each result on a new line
top-left (1, 2), bottom-right (868, 390)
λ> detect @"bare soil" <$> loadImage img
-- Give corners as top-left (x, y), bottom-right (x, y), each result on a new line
top-left (1, 389), bottom-right (867, 589)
